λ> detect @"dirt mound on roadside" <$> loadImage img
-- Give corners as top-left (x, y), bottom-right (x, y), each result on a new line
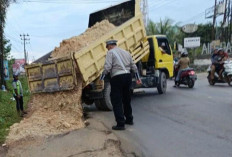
top-left (6, 20), bottom-right (115, 146)
top-left (51, 20), bottom-right (116, 59)
top-left (6, 78), bottom-right (84, 145)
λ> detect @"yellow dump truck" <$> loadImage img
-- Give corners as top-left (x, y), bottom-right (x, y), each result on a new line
top-left (26, 0), bottom-right (173, 111)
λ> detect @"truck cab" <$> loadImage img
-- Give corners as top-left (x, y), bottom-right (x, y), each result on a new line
top-left (142, 35), bottom-right (173, 79)
top-left (129, 35), bottom-right (174, 95)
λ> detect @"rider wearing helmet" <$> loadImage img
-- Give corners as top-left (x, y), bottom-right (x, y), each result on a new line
top-left (210, 48), bottom-right (228, 80)
top-left (174, 51), bottom-right (190, 86)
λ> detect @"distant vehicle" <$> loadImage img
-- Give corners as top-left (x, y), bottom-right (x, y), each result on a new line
top-left (207, 60), bottom-right (232, 86)
top-left (174, 66), bottom-right (197, 88)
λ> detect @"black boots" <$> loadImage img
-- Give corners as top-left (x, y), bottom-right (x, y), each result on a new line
top-left (125, 121), bottom-right (134, 125)
top-left (112, 125), bottom-right (125, 130)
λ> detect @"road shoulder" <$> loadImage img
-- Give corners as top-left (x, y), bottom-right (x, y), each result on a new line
top-left (3, 115), bottom-right (141, 157)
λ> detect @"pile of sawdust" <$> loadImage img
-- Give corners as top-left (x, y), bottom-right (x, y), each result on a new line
top-left (51, 20), bottom-right (116, 59)
top-left (6, 20), bottom-right (116, 146)
top-left (6, 78), bottom-right (84, 145)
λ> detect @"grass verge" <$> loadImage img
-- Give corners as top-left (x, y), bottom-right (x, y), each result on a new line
top-left (0, 76), bottom-right (31, 144)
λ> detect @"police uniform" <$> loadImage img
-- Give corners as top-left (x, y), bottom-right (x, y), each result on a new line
top-left (101, 40), bottom-right (140, 130)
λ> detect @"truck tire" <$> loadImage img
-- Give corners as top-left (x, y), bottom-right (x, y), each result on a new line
top-left (83, 98), bottom-right (94, 105)
top-left (94, 82), bottom-right (113, 111)
top-left (157, 72), bottom-right (167, 94)
top-left (82, 88), bottom-right (94, 105)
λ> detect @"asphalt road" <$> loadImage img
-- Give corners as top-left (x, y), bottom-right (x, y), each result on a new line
top-left (92, 73), bottom-right (232, 157)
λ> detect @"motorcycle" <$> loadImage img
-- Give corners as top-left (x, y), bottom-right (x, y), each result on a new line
top-left (174, 66), bottom-right (197, 88)
top-left (207, 60), bottom-right (232, 86)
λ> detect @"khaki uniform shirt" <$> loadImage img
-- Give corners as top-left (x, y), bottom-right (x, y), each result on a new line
top-left (178, 57), bottom-right (190, 70)
top-left (103, 47), bottom-right (138, 77)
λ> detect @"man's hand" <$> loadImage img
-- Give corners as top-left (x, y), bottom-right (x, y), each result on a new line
top-left (136, 79), bottom-right (142, 85)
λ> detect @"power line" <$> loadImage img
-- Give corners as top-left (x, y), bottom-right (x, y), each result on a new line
top-left (150, 0), bottom-right (172, 9)
top-left (4, 32), bottom-right (21, 44)
top-left (11, 44), bottom-right (22, 53)
top-left (149, 0), bottom-right (166, 8)
top-left (5, 21), bottom-right (23, 35)
top-left (22, 0), bottom-right (120, 4)
top-left (182, 12), bottom-right (206, 24)
top-left (149, 0), bottom-right (175, 9)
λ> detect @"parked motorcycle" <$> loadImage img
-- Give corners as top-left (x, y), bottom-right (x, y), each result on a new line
top-left (207, 60), bottom-right (232, 86)
top-left (174, 67), bottom-right (197, 88)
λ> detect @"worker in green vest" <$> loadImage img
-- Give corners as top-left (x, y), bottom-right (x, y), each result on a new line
top-left (12, 74), bottom-right (27, 117)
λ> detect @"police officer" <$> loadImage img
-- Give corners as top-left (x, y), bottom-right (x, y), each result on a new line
top-left (101, 40), bottom-right (141, 130)
top-left (12, 74), bottom-right (27, 117)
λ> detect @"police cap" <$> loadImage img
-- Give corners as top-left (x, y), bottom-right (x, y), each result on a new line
top-left (106, 40), bottom-right (118, 46)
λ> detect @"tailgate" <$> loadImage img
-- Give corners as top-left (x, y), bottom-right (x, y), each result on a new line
top-left (26, 57), bottom-right (77, 93)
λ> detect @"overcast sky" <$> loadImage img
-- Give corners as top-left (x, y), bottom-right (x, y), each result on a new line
top-left (5, 0), bottom-right (216, 61)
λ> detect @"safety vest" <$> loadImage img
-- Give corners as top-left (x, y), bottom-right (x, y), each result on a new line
top-left (13, 80), bottom-right (21, 96)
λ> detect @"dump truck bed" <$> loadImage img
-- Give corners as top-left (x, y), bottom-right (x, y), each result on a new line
top-left (26, 0), bottom-right (149, 93)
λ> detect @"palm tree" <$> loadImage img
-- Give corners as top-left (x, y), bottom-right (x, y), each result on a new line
top-left (146, 20), bottom-right (158, 35)
top-left (157, 18), bottom-right (173, 35)
top-left (147, 18), bottom-right (174, 35)
top-left (146, 18), bottom-right (182, 47)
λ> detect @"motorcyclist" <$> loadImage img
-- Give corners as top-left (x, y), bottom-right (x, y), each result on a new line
top-left (174, 51), bottom-right (190, 87)
top-left (210, 48), bottom-right (228, 81)
top-left (211, 48), bottom-right (218, 62)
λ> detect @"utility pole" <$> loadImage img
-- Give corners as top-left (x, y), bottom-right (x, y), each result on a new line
top-left (223, 0), bottom-right (228, 25)
top-left (226, 0), bottom-right (230, 42)
top-left (222, 0), bottom-right (228, 42)
top-left (0, 1), bottom-right (5, 87)
top-left (20, 34), bottom-right (30, 64)
top-left (230, 2), bottom-right (232, 42)
top-left (141, 0), bottom-right (149, 26)
top-left (212, 0), bottom-right (217, 40)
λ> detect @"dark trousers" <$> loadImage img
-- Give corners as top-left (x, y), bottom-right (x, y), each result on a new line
top-left (110, 74), bottom-right (133, 126)
top-left (14, 96), bottom-right (24, 112)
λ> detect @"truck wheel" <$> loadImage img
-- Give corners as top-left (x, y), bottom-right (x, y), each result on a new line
top-left (83, 99), bottom-right (94, 105)
top-left (82, 88), bottom-right (94, 105)
top-left (157, 72), bottom-right (167, 94)
top-left (94, 82), bottom-right (112, 111)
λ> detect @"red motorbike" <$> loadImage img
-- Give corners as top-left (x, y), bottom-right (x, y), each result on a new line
top-left (174, 67), bottom-right (197, 88)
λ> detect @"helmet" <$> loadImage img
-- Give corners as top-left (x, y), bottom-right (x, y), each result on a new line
top-left (217, 48), bottom-right (224, 53)
top-left (13, 73), bottom-right (18, 78)
top-left (211, 48), bottom-right (218, 54)
top-left (181, 51), bottom-right (188, 56)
